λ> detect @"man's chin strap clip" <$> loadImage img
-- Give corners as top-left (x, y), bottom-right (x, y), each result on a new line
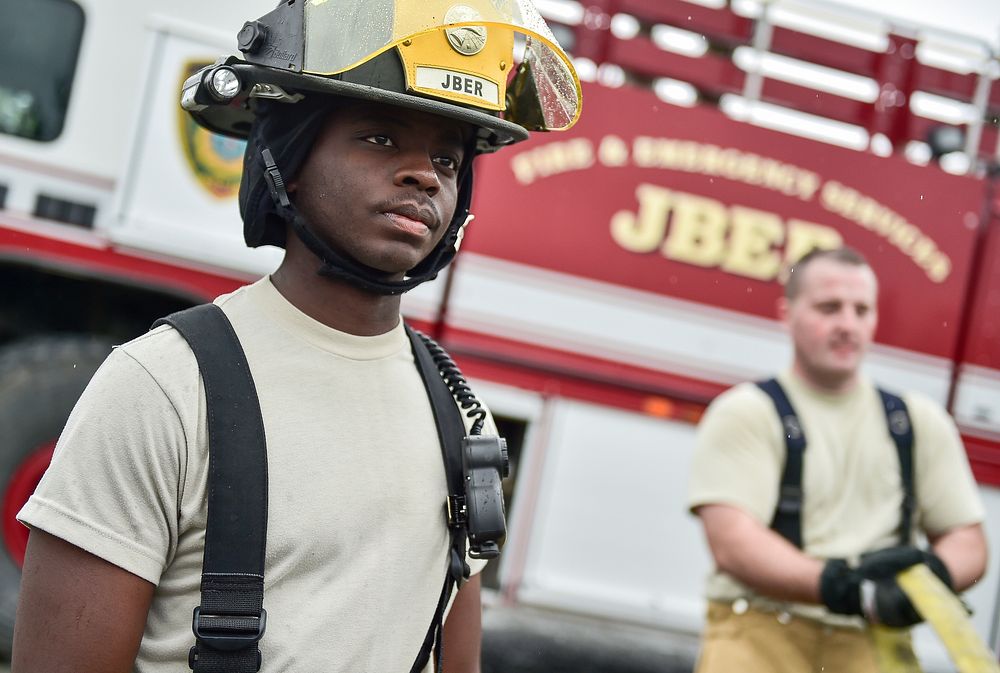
top-left (262, 149), bottom-right (290, 208)
top-left (452, 214), bottom-right (472, 254)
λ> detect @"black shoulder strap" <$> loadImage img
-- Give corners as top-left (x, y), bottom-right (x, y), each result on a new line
top-left (406, 325), bottom-right (471, 673)
top-left (878, 388), bottom-right (915, 546)
top-left (755, 378), bottom-right (807, 549)
top-left (153, 304), bottom-right (268, 673)
top-left (155, 306), bottom-right (472, 673)
top-left (756, 380), bottom-right (917, 550)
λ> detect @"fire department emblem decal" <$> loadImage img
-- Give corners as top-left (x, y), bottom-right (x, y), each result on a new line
top-left (178, 61), bottom-right (246, 199)
top-left (444, 6), bottom-right (487, 56)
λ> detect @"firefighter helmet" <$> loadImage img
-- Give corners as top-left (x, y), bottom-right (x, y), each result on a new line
top-left (180, 0), bottom-right (581, 294)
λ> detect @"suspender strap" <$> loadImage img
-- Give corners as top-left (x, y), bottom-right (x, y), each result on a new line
top-left (154, 305), bottom-right (268, 673)
top-left (755, 378), bottom-right (807, 549)
top-left (406, 325), bottom-right (471, 673)
top-left (878, 389), bottom-right (915, 546)
top-left (756, 379), bottom-right (917, 551)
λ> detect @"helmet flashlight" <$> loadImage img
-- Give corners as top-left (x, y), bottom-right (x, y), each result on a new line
top-left (208, 66), bottom-right (242, 103)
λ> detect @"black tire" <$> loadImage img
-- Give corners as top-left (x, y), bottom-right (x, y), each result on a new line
top-left (0, 335), bottom-right (113, 658)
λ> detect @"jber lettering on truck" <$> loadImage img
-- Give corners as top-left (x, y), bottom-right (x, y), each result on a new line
top-left (0, 0), bottom-right (998, 670)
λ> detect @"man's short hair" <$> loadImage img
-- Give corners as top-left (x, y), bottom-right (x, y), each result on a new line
top-left (785, 246), bottom-right (871, 299)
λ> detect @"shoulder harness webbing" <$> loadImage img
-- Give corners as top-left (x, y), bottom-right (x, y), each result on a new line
top-left (155, 304), bottom-right (267, 673)
top-left (754, 378), bottom-right (915, 549)
top-left (155, 304), bottom-right (472, 673)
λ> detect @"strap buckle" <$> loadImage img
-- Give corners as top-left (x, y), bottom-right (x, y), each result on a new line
top-left (190, 606), bottom-right (267, 651)
top-left (776, 486), bottom-right (803, 514)
top-left (261, 148), bottom-right (290, 207)
top-left (447, 494), bottom-right (467, 527)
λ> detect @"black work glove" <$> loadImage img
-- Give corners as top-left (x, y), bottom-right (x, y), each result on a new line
top-left (819, 547), bottom-right (952, 628)
top-left (819, 558), bottom-right (864, 616)
top-left (857, 546), bottom-right (953, 627)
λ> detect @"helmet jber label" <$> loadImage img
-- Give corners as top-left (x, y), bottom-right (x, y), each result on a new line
top-left (415, 66), bottom-right (500, 106)
top-left (444, 5), bottom-right (487, 55)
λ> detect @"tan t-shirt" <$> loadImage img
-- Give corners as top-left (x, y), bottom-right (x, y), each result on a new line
top-left (19, 277), bottom-right (487, 672)
top-left (688, 371), bottom-right (984, 624)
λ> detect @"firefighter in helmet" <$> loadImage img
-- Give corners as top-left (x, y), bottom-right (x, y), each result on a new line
top-left (13, 3), bottom-right (581, 672)
top-left (185, 0), bottom-right (581, 295)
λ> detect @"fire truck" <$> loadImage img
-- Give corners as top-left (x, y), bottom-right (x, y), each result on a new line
top-left (0, 0), bottom-right (998, 670)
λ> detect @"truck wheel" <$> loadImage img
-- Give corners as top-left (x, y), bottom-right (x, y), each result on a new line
top-left (0, 335), bottom-right (112, 657)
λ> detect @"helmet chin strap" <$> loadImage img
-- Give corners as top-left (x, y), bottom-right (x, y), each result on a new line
top-left (262, 147), bottom-right (469, 296)
top-left (289, 210), bottom-right (457, 295)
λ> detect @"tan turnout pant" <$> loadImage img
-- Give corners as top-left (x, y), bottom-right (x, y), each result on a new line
top-left (694, 600), bottom-right (911, 673)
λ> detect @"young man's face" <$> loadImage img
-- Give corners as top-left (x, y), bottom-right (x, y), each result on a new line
top-left (288, 101), bottom-right (469, 277)
top-left (780, 258), bottom-right (878, 391)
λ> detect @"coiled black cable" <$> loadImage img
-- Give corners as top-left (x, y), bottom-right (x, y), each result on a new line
top-left (415, 331), bottom-right (487, 436)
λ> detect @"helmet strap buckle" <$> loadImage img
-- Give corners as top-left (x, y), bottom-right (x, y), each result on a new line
top-left (261, 148), bottom-right (291, 208)
top-left (453, 213), bottom-right (473, 252)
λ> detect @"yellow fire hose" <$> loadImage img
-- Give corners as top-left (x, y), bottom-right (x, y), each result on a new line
top-left (871, 564), bottom-right (1000, 673)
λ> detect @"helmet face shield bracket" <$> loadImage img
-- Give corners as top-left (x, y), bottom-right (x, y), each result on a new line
top-left (505, 60), bottom-right (547, 132)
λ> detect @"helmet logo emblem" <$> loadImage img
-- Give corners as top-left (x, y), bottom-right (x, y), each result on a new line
top-left (444, 5), bottom-right (487, 56)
